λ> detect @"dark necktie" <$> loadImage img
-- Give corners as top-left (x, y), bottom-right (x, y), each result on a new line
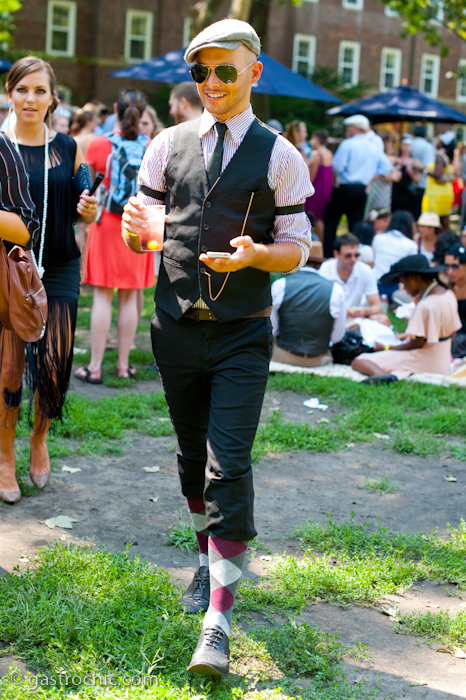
top-left (206, 122), bottom-right (228, 188)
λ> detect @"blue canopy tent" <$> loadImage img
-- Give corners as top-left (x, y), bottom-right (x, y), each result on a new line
top-left (327, 84), bottom-right (466, 123)
top-left (0, 57), bottom-right (12, 72)
top-left (109, 49), bottom-right (342, 103)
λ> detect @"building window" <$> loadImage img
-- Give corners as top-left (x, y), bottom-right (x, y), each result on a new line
top-left (419, 54), bottom-right (440, 97)
top-left (125, 10), bottom-right (153, 62)
top-left (380, 48), bottom-right (402, 91)
top-left (456, 59), bottom-right (466, 103)
top-left (292, 34), bottom-right (316, 78)
top-left (338, 41), bottom-right (360, 87)
top-left (46, 1), bottom-right (76, 57)
top-left (342, 0), bottom-right (364, 10)
top-left (384, 6), bottom-right (399, 17)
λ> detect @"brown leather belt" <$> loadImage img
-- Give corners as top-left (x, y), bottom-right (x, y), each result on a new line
top-left (184, 306), bottom-right (272, 322)
top-left (288, 349), bottom-right (320, 358)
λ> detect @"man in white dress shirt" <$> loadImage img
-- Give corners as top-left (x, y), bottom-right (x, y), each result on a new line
top-left (323, 114), bottom-right (392, 256)
top-left (121, 19), bottom-right (313, 677)
top-left (319, 233), bottom-right (383, 320)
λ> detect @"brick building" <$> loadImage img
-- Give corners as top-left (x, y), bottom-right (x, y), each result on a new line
top-left (10, 0), bottom-right (466, 131)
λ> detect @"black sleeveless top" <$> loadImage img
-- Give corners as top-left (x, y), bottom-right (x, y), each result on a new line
top-left (18, 132), bottom-right (80, 268)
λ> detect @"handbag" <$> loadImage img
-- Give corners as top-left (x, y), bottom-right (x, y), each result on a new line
top-left (0, 240), bottom-right (48, 342)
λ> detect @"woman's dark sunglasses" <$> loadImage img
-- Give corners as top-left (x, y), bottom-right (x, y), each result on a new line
top-left (190, 61), bottom-right (256, 85)
top-left (447, 264), bottom-right (460, 271)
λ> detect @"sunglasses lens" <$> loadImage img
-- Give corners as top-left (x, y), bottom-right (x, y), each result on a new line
top-left (215, 65), bottom-right (238, 84)
top-left (190, 64), bottom-right (209, 83)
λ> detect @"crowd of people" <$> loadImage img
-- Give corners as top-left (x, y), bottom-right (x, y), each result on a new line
top-left (1, 17), bottom-right (466, 678)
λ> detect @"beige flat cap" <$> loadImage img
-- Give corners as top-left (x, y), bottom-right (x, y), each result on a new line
top-left (184, 19), bottom-right (261, 64)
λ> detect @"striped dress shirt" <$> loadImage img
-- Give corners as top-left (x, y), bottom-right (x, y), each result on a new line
top-left (138, 105), bottom-right (314, 277)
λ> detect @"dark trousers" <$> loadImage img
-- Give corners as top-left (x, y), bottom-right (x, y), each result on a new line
top-left (151, 307), bottom-right (273, 541)
top-left (323, 184), bottom-right (367, 257)
top-left (413, 188), bottom-right (425, 221)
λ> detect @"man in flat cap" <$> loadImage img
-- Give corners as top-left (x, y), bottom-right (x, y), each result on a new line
top-left (122, 18), bottom-right (313, 676)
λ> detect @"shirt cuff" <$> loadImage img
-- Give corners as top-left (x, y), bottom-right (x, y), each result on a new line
top-left (279, 241), bottom-right (309, 275)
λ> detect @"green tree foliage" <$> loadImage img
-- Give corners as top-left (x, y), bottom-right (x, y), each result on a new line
top-left (0, 1), bottom-right (22, 46)
top-left (378, 0), bottom-right (466, 57)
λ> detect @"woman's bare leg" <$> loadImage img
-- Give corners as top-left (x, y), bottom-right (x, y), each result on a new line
top-left (117, 288), bottom-right (138, 376)
top-left (313, 219), bottom-right (324, 243)
top-left (87, 286), bottom-right (114, 379)
top-left (29, 390), bottom-right (52, 487)
top-left (352, 357), bottom-right (383, 375)
top-left (0, 330), bottom-right (25, 500)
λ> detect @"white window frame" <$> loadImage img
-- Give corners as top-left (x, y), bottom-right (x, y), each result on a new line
top-left (302, 0), bottom-right (318, 3)
top-left (124, 10), bottom-right (153, 63)
top-left (338, 41), bottom-right (361, 87)
top-left (292, 34), bottom-right (316, 79)
top-left (379, 48), bottom-right (402, 91)
top-left (419, 53), bottom-right (440, 97)
top-left (456, 59), bottom-right (466, 103)
top-left (46, 0), bottom-right (76, 57)
top-left (182, 17), bottom-right (192, 47)
top-left (342, 0), bottom-right (364, 10)
top-left (384, 6), bottom-right (399, 17)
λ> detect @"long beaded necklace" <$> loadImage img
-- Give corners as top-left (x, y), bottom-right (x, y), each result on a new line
top-left (11, 122), bottom-right (49, 279)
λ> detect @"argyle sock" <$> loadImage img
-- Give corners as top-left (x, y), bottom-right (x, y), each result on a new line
top-left (203, 535), bottom-right (248, 637)
top-left (187, 497), bottom-right (210, 568)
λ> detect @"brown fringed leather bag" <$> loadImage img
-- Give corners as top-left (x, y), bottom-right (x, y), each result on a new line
top-left (0, 241), bottom-right (47, 342)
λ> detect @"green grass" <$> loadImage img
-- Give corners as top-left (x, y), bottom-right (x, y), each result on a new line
top-left (362, 474), bottom-right (399, 494)
top-left (238, 516), bottom-right (466, 611)
top-left (264, 375), bottom-right (466, 461)
top-left (11, 392), bottom-right (173, 485)
top-left (0, 543), bottom-right (378, 700)
top-left (397, 608), bottom-right (466, 649)
top-left (165, 511), bottom-right (198, 553)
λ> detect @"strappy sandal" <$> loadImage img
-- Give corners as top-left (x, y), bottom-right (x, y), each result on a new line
top-left (117, 365), bottom-right (137, 379)
top-left (74, 366), bottom-right (103, 385)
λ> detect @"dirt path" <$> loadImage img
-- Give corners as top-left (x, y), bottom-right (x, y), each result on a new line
top-left (1, 378), bottom-right (465, 698)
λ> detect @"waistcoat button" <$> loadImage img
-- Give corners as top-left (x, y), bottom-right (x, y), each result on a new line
top-left (200, 268), bottom-right (207, 274)
top-left (205, 202), bottom-right (212, 208)
top-left (201, 245), bottom-right (207, 252)
top-left (203, 223), bottom-right (210, 230)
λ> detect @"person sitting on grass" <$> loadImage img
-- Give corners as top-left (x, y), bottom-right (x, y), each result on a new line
top-left (445, 241), bottom-right (466, 359)
top-left (318, 233), bottom-right (385, 323)
top-left (352, 254), bottom-right (461, 383)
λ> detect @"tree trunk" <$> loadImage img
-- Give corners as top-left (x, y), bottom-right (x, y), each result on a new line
top-left (190, 0), bottom-right (228, 33)
top-left (248, 0), bottom-right (272, 51)
top-left (229, 0), bottom-right (253, 20)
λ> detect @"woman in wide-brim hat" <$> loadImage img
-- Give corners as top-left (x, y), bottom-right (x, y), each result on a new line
top-left (352, 254), bottom-right (461, 381)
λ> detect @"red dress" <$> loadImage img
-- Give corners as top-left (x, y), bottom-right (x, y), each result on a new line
top-left (83, 135), bottom-right (154, 289)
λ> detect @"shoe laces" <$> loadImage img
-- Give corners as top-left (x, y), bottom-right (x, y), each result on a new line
top-left (192, 570), bottom-right (208, 595)
top-left (203, 627), bottom-right (224, 650)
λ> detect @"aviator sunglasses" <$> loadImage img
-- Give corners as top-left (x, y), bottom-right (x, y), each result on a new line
top-left (190, 61), bottom-right (256, 85)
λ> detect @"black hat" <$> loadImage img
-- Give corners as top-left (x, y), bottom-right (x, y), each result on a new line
top-left (379, 254), bottom-right (446, 284)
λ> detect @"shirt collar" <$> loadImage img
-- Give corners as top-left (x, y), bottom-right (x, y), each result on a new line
top-left (199, 105), bottom-right (255, 143)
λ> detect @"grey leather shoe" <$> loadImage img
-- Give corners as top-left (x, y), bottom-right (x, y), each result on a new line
top-left (187, 625), bottom-right (230, 676)
top-left (181, 565), bottom-right (210, 614)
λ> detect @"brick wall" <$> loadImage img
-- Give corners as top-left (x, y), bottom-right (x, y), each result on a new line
top-left (9, 0), bottom-right (466, 118)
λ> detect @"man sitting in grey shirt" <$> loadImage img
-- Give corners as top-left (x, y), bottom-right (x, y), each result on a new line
top-left (271, 262), bottom-right (346, 367)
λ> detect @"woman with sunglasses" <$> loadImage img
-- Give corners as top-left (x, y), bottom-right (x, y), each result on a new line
top-left (352, 254), bottom-right (461, 382)
top-left (445, 241), bottom-right (466, 359)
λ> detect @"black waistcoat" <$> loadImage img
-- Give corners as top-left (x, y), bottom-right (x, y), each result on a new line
top-left (155, 117), bottom-right (277, 323)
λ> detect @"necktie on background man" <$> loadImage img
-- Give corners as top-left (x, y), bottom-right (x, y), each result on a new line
top-left (206, 122), bottom-right (228, 188)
